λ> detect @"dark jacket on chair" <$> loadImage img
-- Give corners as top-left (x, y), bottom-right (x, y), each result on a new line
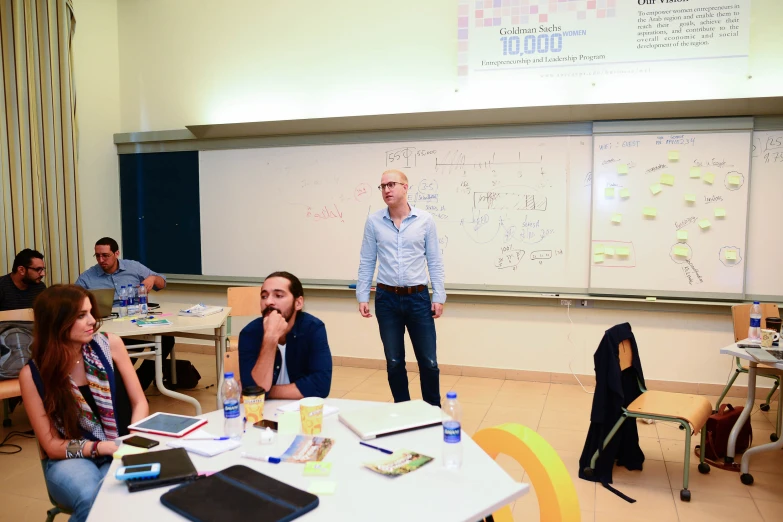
top-left (579, 323), bottom-right (646, 490)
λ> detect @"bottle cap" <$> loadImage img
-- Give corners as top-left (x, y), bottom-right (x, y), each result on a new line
top-left (754, 301), bottom-right (760, 305)
top-left (224, 372), bottom-right (234, 379)
top-left (446, 391), bottom-right (457, 399)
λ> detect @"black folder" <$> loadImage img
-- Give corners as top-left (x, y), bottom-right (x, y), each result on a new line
top-left (122, 447), bottom-right (198, 492)
top-left (160, 465), bottom-right (319, 522)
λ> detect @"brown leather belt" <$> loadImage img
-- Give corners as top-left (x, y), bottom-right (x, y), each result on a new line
top-left (377, 283), bottom-right (428, 295)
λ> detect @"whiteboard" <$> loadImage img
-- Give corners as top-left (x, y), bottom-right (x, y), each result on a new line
top-left (746, 130), bottom-right (783, 300)
top-left (589, 132), bottom-right (751, 298)
top-left (199, 135), bottom-right (593, 291)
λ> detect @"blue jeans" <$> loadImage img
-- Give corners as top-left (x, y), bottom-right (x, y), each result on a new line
top-left (375, 288), bottom-right (441, 407)
top-left (44, 456), bottom-right (112, 522)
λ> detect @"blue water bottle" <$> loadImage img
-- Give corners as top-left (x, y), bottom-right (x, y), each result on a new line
top-left (442, 391), bottom-right (463, 469)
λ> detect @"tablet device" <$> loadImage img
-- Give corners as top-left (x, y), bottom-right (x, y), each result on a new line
top-left (128, 412), bottom-right (208, 438)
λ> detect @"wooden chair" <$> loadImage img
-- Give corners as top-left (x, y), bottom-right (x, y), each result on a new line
top-left (582, 338), bottom-right (712, 502)
top-left (224, 287), bottom-right (262, 387)
top-left (0, 308), bottom-right (34, 427)
top-left (715, 304), bottom-right (782, 442)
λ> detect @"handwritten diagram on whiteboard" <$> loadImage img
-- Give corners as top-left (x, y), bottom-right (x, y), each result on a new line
top-left (589, 131), bottom-right (751, 298)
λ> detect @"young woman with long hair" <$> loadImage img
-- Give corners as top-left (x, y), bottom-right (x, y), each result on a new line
top-left (19, 284), bottom-right (148, 522)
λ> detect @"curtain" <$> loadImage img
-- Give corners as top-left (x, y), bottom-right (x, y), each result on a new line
top-left (0, 0), bottom-right (80, 284)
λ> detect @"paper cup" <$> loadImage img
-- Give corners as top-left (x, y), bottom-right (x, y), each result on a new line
top-left (242, 386), bottom-right (266, 425)
top-left (299, 397), bottom-right (324, 435)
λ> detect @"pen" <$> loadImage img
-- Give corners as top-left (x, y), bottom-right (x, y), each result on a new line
top-left (186, 436), bottom-right (231, 441)
top-left (241, 452), bottom-right (281, 464)
top-left (359, 441), bottom-right (393, 454)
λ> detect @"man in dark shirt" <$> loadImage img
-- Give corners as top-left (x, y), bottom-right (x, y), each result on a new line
top-left (0, 249), bottom-right (47, 312)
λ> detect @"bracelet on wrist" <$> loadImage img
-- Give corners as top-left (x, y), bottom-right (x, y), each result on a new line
top-left (91, 441), bottom-right (100, 459)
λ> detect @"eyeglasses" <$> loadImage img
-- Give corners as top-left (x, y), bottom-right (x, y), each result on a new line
top-left (25, 266), bottom-right (45, 273)
top-left (378, 182), bottom-right (405, 191)
top-left (94, 253), bottom-right (114, 260)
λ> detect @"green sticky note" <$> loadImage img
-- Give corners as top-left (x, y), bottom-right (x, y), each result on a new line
top-left (674, 246), bottom-right (689, 256)
top-left (617, 163), bottom-right (628, 174)
top-left (684, 194), bottom-right (696, 203)
top-left (611, 213), bottom-right (622, 224)
top-left (308, 481), bottom-right (337, 496)
top-left (605, 187), bottom-right (615, 197)
top-left (725, 250), bottom-right (738, 261)
top-left (594, 253), bottom-right (605, 263)
top-left (619, 188), bottom-right (630, 198)
top-left (669, 151), bottom-right (679, 161)
top-left (114, 444), bottom-right (148, 460)
top-left (703, 173), bottom-right (715, 184)
top-left (727, 175), bottom-right (741, 185)
top-left (605, 247), bottom-right (615, 256)
top-left (677, 230), bottom-right (688, 241)
top-left (643, 207), bottom-right (657, 217)
top-left (660, 174), bottom-right (675, 186)
top-left (689, 167), bottom-right (701, 178)
top-left (594, 244), bottom-right (605, 255)
top-left (699, 219), bottom-right (711, 229)
top-left (715, 208), bottom-right (726, 217)
top-left (650, 183), bottom-right (662, 195)
top-left (304, 462), bottom-right (333, 476)
top-left (278, 411), bottom-right (301, 434)
top-left (616, 247), bottom-right (630, 256)
top-left (646, 296), bottom-right (657, 302)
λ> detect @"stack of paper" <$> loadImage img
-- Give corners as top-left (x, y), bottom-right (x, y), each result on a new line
top-left (179, 303), bottom-right (224, 318)
top-left (168, 429), bottom-right (241, 457)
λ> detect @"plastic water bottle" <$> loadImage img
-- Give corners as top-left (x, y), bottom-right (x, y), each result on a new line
top-left (749, 301), bottom-right (762, 342)
top-left (222, 372), bottom-right (242, 441)
top-left (138, 285), bottom-right (148, 315)
top-left (127, 286), bottom-right (139, 316)
top-left (118, 286), bottom-right (128, 318)
top-left (442, 391), bottom-right (463, 469)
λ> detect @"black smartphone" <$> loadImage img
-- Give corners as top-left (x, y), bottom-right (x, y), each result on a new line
top-left (123, 435), bottom-right (160, 449)
top-left (253, 419), bottom-right (278, 431)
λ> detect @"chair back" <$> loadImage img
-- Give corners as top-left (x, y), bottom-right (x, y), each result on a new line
top-left (0, 308), bottom-right (34, 322)
top-left (619, 339), bottom-right (633, 371)
top-left (731, 303), bottom-right (780, 342)
top-left (227, 287), bottom-right (262, 318)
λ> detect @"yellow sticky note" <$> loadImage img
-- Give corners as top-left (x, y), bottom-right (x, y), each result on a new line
top-left (594, 254), bottom-right (605, 263)
top-left (689, 167), bottom-right (701, 178)
top-left (605, 247), bottom-right (615, 256)
top-left (677, 230), bottom-right (688, 241)
top-left (703, 173), bottom-right (715, 184)
top-left (308, 481), bottom-right (337, 496)
top-left (594, 244), bottom-right (605, 255)
top-left (114, 444), bottom-right (148, 460)
top-left (669, 151), bottom-right (679, 161)
top-left (684, 194), bottom-right (696, 203)
top-left (617, 163), bottom-right (628, 174)
top-left (304, 462), bottom-right (333, 476)
top-left (715, 208), bottom-right (726, 217)
top-left (619, 188), bottom-right (630, 198)
top-left (650, 184), bottom-right (662, 195)
top-left (699, 219), bottom-right (711, 229)
top-left (727, 175), bottom-right (741, 186)
top-left (646, 296), bottom-right (657, 301)
top-left (278, 411), bottom-right (301, 434)
top-left (643, 207), bottom-right (657, 217)
top-left (725, 250), bottom-right (738, 261)
top-left (660, 174), bottom-right (675, 186)
top-left (605, 187), bottom-right (615, 197)
top-left (616, 247), bottom-right (630, 256)
top-left (611, 213), bottom-right (622, 224)
top-left (674, 246), bottom-right (689, 256)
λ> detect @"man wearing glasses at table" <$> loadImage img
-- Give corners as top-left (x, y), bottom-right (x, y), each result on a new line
top-left (75, 237), bottom-right (170, 390)
top-left (0, 249), bottom-right (47, 311)
top-left (357, 170), bottom-right (446, 408)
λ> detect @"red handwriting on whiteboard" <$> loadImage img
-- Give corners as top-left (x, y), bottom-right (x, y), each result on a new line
top-left (354, 183), bottom-right (371, 202)
top-left (306, 204), bottom-right (344, 223)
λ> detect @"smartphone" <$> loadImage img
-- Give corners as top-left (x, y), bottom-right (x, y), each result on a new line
top-left (123, 435), bottom-right (160, 449)
top-left (115, 463), bottom-right (161, 481)
top-left (253, 419), bottom-right (278, 431)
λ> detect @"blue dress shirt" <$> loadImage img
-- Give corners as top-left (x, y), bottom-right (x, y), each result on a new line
top-left (75, 259), bottom-right (166, 304)
top-left (357, 205), bottom-right (446, 304)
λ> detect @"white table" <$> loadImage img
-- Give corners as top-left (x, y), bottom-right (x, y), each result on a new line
top-left (720, 341), bottom-right (783, 481)
top-left (88, 398), bottom-right (529, 522)
top-left (100, 302), bottom-right (231, 414)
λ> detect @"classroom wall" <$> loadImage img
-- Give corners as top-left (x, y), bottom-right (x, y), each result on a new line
top-left (73, 0), bottom-right (122, 264)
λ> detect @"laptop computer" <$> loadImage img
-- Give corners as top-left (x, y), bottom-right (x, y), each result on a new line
top-left (338, 400), bottom-right (444, 440)
top-left (744, 347), bottom-right (783, 364)
top-left (89, 288), bottom-right (116, 319)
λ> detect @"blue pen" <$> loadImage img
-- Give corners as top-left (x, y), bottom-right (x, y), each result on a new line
top-left (359, 441), bottom-right (393, 454)
top-left (186, 436), bottom-right (230, 441)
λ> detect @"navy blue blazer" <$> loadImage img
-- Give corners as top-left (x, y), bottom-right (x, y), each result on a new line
top-left (238, 311), bottom-right (332, 398)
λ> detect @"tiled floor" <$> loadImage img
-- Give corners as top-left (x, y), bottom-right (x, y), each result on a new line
top-left (2, 353), bottom-right (783, 521)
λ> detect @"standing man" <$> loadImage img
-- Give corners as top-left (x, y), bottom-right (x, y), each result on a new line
top-left (357, 170), bottom-right (446, 407)
top-left (0, 249), bottom-right (47, 311)
top-left (75, 237), bottom-right (171, 391)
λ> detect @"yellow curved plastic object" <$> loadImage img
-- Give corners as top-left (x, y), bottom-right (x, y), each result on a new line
top-left (473, 423), bottom-right (581, 522)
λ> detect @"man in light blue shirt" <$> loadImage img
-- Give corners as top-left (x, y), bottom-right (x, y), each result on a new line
top-left (75, 237), bottom-right (170, 390)
top-left (357, 170), bottom-right (445, 407)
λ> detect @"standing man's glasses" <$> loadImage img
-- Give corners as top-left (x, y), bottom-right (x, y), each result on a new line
top-left (94, 253), bottom-right (113, 260)
top-left (378, 182), bottom-right (404, 191)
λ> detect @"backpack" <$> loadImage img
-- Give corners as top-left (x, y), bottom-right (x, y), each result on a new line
top-left (162, 360), bottom-right (202, 389)
top-left (0, 321), bottom-right (34, 380)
